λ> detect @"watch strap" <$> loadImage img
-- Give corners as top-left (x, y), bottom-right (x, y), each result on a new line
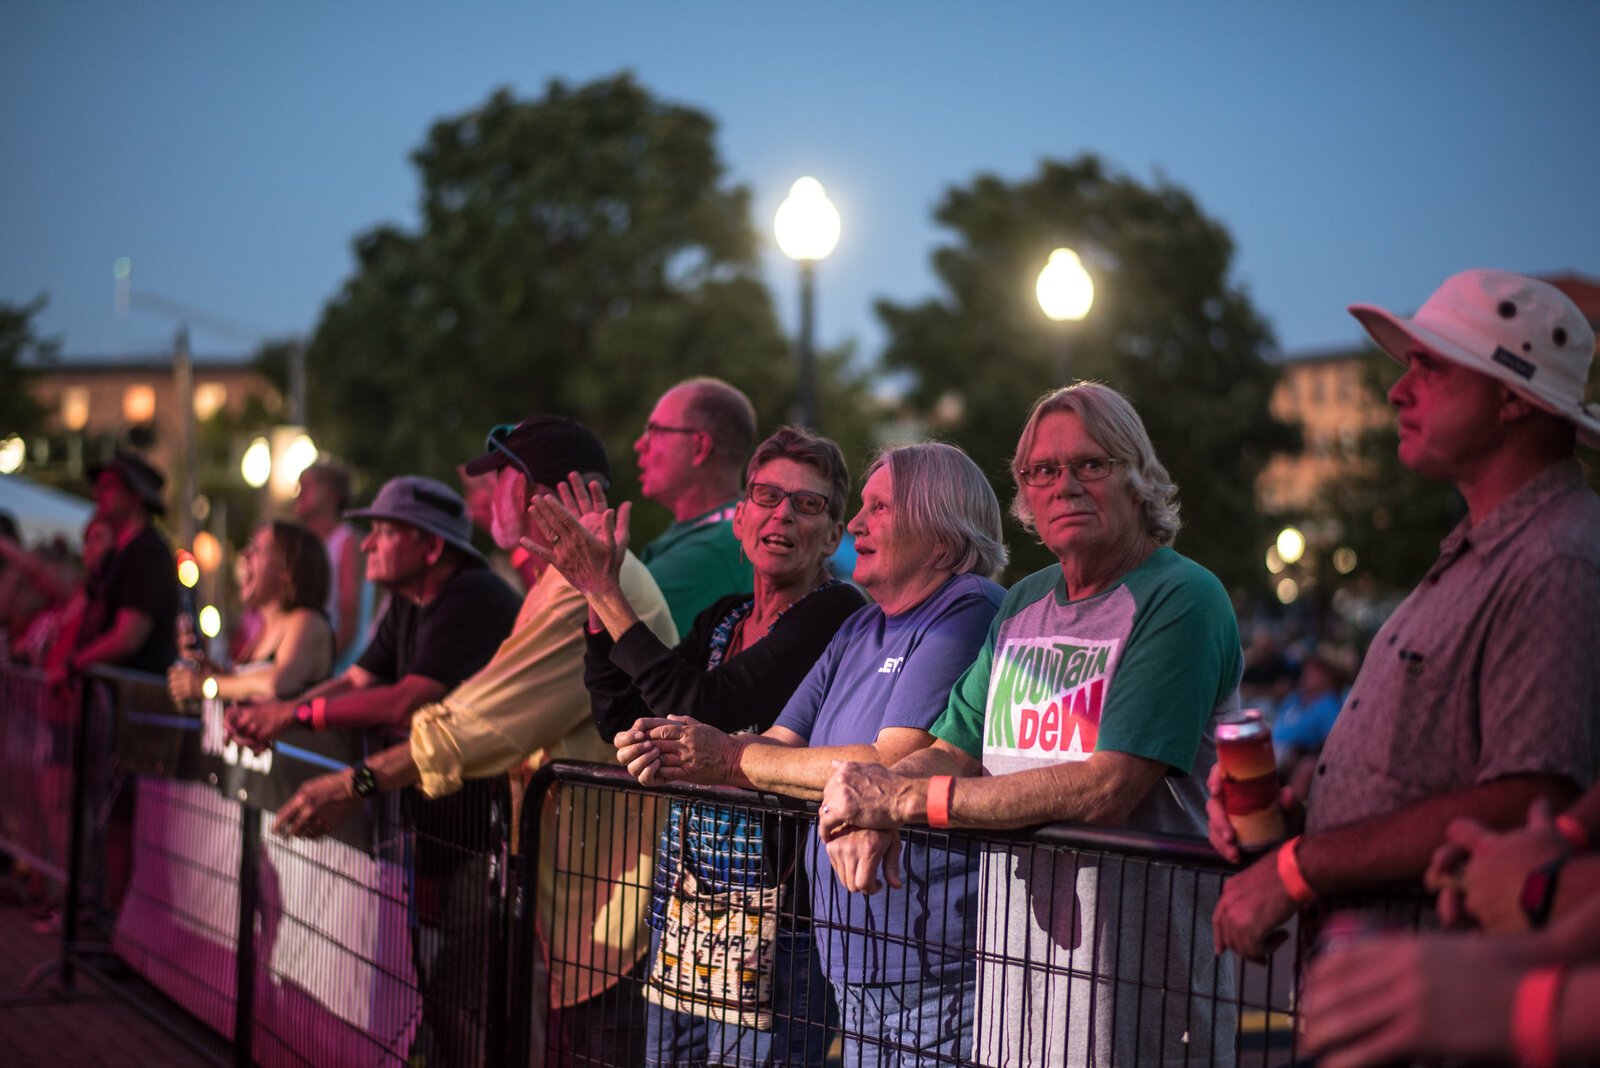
top-left (350, 763), bottom-right (379, 798)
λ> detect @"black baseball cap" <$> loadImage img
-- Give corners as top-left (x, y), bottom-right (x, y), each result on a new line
top-left (461, 416), bottom-right (610, 488)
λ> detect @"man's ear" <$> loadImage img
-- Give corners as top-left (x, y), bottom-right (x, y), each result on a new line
top-left (423, 533), bottom-right (448, 567)
top-left (690, 430), bottom-right (715, 468)
top-left (1498, 387), bottom-right (1541, 425)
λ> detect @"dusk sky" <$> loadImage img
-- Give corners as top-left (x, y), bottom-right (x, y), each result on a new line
top-left (4, 3), bottom-right (1597, 369)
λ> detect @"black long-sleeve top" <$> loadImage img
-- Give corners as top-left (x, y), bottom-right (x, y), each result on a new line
top-left (586, 582), bottom-right (867, 740)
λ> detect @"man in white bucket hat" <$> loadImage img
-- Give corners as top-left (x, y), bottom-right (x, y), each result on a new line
top-left (1211, 269), bottom-right (1600, 959)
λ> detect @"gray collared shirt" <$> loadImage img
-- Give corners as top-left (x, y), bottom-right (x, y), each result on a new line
top-left (1309, 459), bottom-right (1600, 832)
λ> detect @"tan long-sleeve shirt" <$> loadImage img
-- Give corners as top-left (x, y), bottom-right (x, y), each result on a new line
top-left (409, 551), bottom-right (677, 1007)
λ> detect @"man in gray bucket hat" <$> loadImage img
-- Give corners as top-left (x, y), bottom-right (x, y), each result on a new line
top-left (226, 474), bottom-right (520, 749)
top-left (1211, 269), bottom-right (1600, 961)
top-left (227, 472), bottom-right (522, 1064)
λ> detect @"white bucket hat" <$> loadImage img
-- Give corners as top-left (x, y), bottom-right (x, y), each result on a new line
top-left (1349, 269), bottom-right (1600, 449)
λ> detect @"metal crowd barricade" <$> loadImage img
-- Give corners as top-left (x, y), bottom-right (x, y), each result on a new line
top-left (0, 660), bottom-right (513, 1067)
top-left (0, 662), bottom-right (77, 891)
top-left (512, 762), bottom-right (1427, 1068)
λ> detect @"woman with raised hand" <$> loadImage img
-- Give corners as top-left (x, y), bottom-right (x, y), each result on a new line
top-left (168, 520), bottom-right (333, 705)
top-left (602, 442), bottom-right (1008, 1068)
top-left (527, 426), bottom-right (866, 1068)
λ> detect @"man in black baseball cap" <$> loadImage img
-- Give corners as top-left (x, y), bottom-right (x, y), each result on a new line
top-left (273, 414), bottom-right (678, 1067)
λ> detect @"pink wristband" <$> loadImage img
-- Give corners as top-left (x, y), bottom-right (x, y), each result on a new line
top-left (1511, 965), bottom-right (1565, 1068)
top-left (310, 696), bottom-right (329, 732)
top-left (1275, 835), bottom-right (1317, 905)
top-left (1554, 813), bottom-right (1590, 852)
top-left (926, 776), bottom-right (955, 829)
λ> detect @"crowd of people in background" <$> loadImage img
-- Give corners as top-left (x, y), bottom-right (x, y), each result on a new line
top-left (3, 269), bottom-right (1599, 1066)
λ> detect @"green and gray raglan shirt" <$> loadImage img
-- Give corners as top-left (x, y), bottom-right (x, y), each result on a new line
top-left (929, 546), bottom-right (1244, 1067)
top-left (932, 545), bottom-right (1240, 824)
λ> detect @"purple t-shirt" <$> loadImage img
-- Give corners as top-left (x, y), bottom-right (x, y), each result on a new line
top-left (774, 571), bottom-right (1004, 985)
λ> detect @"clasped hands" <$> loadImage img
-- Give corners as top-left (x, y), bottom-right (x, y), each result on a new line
top-left (818, 761), bottom-right (914, 895)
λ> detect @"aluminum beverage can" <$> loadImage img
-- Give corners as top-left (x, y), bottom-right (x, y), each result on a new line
top-left (1216, 709), bottom-right (1287, 849)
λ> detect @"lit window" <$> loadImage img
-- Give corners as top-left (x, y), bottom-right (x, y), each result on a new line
top-left (194, 383), bottom-right (228, 421)
top-left (123, 384), bottom-right (156, 424)
top-left (61, 386), bottom-right (90, 431)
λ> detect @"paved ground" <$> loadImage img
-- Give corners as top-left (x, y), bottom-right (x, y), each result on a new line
top-left (0, 881), bottom-right (227, 1068)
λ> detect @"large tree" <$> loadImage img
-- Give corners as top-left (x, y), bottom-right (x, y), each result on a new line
top-left (0, 296), bottom-right (56, 439)
top-left (876, 156), bottom-right (1296, 589)
top-left (302, 75), bottom-right (866, 528)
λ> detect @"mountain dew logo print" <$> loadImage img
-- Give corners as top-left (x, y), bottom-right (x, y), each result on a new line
top-left (984, 636), bottom-right (1119, 760)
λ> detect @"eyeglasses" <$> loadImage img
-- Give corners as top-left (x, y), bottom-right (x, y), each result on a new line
top-left (746, 482), bottom-right (831, 517)
top-left (641, 421), bottom-right (703, 439)
top-left (1017, 456), bottom-right (1125, 487)
top-left (485, 424), bottom-right (537, 486)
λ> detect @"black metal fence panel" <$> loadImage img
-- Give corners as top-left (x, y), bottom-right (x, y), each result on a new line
top-left (515, 764), bottom-right (1423, 1068)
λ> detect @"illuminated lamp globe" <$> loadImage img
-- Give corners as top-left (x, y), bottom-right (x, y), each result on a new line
top-left (1036, 248), bottom-right (1094, 322)
top-left (774, 178), bottom-right (841, 262)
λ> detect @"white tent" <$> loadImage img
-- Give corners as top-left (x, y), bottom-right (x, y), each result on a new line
top-left (0, 474), bottom-right (94, 549)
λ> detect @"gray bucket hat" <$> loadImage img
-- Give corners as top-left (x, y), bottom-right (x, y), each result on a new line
top-left (345, 476), bottom-right (483, 562)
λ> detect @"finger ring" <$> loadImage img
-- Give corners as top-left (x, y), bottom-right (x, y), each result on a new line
top-left (552, 535), bottom-right (561, 543)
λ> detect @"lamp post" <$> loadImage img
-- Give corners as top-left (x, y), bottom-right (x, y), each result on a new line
top-left (774, 177), bottom-right (841, 428)
top-left (1036, 248), bottom-right (1095, 382)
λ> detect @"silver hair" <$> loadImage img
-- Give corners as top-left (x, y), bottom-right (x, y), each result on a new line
top-left (1009, 381), bottom-right (1181, 546)
top-left (865, 442), bottom-right (1008, 580)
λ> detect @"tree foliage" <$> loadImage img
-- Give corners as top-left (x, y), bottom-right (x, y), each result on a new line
top-left (0, 296), bottom-right (57, 438)
top-left (876, 156), bottom-right (1296, 589)
top-left (299, 75), bottom-right (868, 528)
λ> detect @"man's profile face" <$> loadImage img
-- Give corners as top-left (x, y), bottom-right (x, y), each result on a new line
top-left (1387, 346), bottom-right (1507, 481)
top-left (633, 386), bottom-right (703, 505)
top-left (361, 520), bottom-right (433, 587)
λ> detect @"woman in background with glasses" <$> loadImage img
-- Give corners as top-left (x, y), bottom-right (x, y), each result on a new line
top-left (528, 425), bottom-right (865, 1068)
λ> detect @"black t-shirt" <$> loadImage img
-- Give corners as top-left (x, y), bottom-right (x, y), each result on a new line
top-left (355, 562), bottom-right (520, 688)
top-left (354, 561), bottom-right (520, 872)
top-left (88, 524), bottom-right (179, 675)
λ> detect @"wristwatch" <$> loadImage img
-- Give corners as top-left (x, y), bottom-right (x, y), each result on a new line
top-left (1518, 855), bottom-right (1566, 930)
top-left (350, 763), bottom-right (380, 799)
top-left (293, 702), bottom-right (314, 728)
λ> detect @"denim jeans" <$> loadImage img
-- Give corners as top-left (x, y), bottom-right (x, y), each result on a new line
top-left (644, 922), bottom-right (835, 1067)
top-left (835, 957), bottom-right (975, 1068)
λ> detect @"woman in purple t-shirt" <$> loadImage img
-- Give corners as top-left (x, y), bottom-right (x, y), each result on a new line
top-left (614, 442), bottom-right (1008, 1068)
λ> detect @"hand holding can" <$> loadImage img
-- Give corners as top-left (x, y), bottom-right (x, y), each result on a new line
top-left (1216, 709), bottom-right (1287, 850)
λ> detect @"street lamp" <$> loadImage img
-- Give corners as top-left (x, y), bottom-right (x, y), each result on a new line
top-left (1036, 248), bottom-right (1095, 382)
top-left (774, 177), bottom-right (841, 428)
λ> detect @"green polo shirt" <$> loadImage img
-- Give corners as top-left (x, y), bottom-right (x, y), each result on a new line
top-left (639, 499), bottom-right (753, 635)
